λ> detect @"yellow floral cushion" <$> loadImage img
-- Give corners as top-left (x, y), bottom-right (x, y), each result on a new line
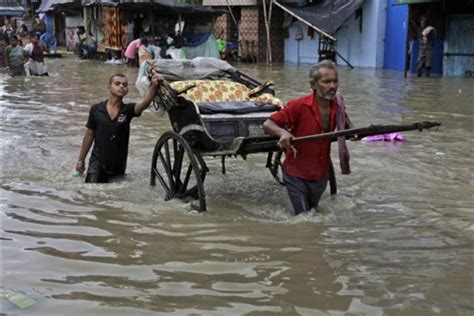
top-left (170, 80), bottom-right (282, 107)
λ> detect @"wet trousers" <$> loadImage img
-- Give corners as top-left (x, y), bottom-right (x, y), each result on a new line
top-left (283, 171), bottom-right (328, 215)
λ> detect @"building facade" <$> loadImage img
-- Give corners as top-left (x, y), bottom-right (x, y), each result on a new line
top-left (385, 0), bottom-right (474, 76)
top-left (282, 0), bottom-right (386, 68)
top-left (205, 0), bottom-right (286, 63)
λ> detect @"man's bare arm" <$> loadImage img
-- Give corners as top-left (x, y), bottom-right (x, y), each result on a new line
top-left (263, 119), bottom-right (294, 149)
top-left (76, 128), bottom-right (94, 172)
top-left (134, 74), bottom-right (163, 115)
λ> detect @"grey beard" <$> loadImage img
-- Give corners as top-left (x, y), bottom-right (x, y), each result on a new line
top-left (316, 88), bottom-right (336, 101)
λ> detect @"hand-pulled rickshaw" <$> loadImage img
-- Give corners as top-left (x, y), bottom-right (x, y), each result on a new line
top-left (137, 58), bottom-right (441, 213)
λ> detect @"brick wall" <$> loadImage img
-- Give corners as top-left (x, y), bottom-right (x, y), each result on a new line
top-left (240, 7), bottom-right (259, 61)
top-left (214, 11), bottom-right (230, 39)
top-left (211, 5), bottom-right (285, 63)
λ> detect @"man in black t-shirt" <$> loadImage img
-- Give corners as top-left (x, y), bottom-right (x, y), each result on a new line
top-left (76, 73), bottom-right (162, 183)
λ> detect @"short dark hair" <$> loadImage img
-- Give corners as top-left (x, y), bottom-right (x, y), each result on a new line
top-left (108, 74), bottom-right (127, 85)
top-left (9, 35), bottom-right (18, 41)
top-left (309, 59), bottom-right (337, 84)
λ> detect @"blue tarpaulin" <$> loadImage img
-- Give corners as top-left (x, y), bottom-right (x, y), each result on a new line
top-left (184, 32), bottom-right (211, 48)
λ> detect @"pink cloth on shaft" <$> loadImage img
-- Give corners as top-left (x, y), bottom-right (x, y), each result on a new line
top-left (362, 132), bottom-right (405, 141)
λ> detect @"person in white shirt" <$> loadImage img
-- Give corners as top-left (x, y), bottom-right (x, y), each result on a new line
top-left (24, 33), bottom-right (49, 76)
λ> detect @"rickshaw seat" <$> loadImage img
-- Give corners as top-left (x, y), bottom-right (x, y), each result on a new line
top-left (170, 80), bottom-right (283, 108)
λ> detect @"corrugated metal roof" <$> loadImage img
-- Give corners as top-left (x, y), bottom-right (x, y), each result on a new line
top-left (37, 0), bottom-right (80, 13)
top-left (82, 0), bottom-right (220, 15)
top-left (0, 0), bottom-right (25, 16)
top-left (82, 0), bottom-right (117, 5)
top-left (202, 0), bottom-right (257, 6)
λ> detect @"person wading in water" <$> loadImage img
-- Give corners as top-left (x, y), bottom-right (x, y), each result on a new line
top-left (76, 73), bottom-right (163, 183)
top-left (4, 35), bottom-right (28, 76)
top-left (263, 60), bottom-right (354, 215)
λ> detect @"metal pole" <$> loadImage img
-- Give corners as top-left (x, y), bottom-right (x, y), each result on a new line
top-left (334, 49), bottom-right (354, 69)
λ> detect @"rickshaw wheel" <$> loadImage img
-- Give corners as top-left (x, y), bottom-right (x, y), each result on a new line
top-left (150, 131), bottom-right (207, 212)
top-left (266, 150), bottom-right (285, 185)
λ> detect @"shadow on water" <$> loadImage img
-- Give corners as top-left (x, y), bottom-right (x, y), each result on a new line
top-left (1, 59), bottom-right (473, 315)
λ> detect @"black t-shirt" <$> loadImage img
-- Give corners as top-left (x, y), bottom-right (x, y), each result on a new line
top-left (86, 101), bottom-right (140, 175)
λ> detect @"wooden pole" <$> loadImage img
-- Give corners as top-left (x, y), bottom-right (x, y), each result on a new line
top-left (240, 121), bottom-right (442, 153)
top-left (268, 0), bottom-right (273, 64)
top-left (262, 0), bottom-right (269, 65)
top-left (262, 0), bottom-right (273, 65)
top-left (29, 0), bottom-right (34, 20)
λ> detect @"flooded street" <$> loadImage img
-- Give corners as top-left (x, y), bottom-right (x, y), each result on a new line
top-left (1, 57), bottom-right (473, 315)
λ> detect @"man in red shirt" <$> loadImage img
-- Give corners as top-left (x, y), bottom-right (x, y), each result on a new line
top-left (263, 60), bottom-right (353, 215)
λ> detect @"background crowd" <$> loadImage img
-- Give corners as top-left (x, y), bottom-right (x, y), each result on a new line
top-left (1, 17), bottom-right (49, 76)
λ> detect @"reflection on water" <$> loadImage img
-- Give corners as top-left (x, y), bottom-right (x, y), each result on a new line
top-left (1, 59), bottom-right (473, 315)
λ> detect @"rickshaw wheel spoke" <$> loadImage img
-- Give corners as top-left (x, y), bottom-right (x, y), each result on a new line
top-left (158, 148), bottom-right (175, 194)
top-left (152, 167), bottom-right (170, 198)
top-left (181, 164), bottom-right (194, 193)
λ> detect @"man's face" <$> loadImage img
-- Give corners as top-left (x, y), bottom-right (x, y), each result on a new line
top-left (10, 38), bottom-right (18, 47)
top-left (109, 76), bottom-right (129, 97)
top-left (313, 67), bottom-right (338, 101)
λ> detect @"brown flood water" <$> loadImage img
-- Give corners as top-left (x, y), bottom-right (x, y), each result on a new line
top-left (1, 57), bottom-right (473, 315)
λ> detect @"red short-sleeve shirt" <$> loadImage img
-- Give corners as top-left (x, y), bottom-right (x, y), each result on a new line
top-left (269, 92), bottom-right (337, 181)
